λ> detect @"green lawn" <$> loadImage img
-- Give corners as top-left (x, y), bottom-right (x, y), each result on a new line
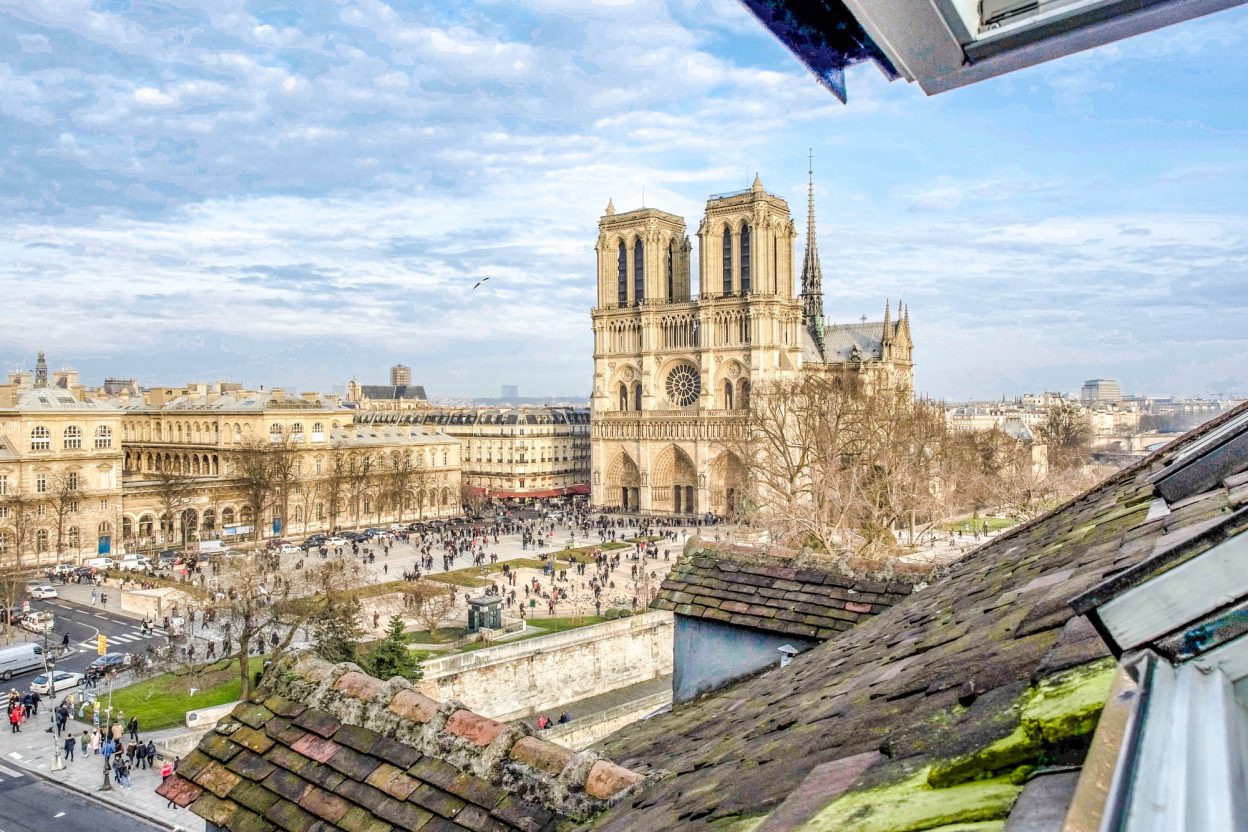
top-left (105, 656), bottom-right (267, 731)
top-left (448, 616), bottom-right (608, 654)
top-left (426, 570), bottom-right (490, 588)
top-left (600, 541), bottom-right (629, 550)
top-left (940, 516), bottom-right (1019, 533)
top-left (404, 626), bottom-right (468, 644)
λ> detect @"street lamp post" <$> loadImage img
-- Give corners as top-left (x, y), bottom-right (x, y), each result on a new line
top-left (40, 638), bottom-right (64, 772)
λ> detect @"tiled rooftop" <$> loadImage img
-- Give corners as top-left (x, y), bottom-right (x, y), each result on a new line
top-left (588, 402), bottom-right (1248, 831)
top-left (160, 655), bottom-right (645, 832)
top-left (653, 547), bottom-right (921, 640)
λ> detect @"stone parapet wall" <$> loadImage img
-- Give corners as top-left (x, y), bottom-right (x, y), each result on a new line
top-left (541, 690), bottom-right (673, 751)
top-left (417, 611), bottom-right (674, 722)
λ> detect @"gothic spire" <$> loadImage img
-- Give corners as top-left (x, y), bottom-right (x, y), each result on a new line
top-left (800, 149), bottom-right (825, 353)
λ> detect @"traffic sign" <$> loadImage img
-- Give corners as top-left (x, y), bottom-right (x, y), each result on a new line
top-left (97, 634), bottom-right (107, 655)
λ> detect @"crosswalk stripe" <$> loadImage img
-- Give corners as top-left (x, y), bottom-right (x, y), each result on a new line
top-left (0, 763), bottom-right (25, 778)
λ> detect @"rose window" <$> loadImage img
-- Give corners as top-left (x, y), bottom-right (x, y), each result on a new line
top-left (665, 363), bottom-right (701, 407)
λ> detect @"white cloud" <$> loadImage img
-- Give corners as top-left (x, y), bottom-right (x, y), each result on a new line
top-left (17, 33), bottom-right (50, 53)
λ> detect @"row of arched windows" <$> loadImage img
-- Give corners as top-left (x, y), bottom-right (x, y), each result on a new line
top-left (614, 238), bottom-right (683, 306)
top-left (29, 425), bottom-right (113, 451)
top-left (121, 420), bottom-right (340, 445)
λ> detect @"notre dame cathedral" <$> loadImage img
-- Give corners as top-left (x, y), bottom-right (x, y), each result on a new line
top-left (589, 167), bottom-right (913, 516)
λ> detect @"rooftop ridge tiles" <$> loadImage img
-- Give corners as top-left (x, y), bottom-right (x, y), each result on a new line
top-left (264, 653), bottom-right (648, 822)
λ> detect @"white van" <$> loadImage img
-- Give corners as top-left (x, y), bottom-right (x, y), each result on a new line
top-left (0, 643), bottom-right (45, 681)
top-left (117, 555), bottom-right (151, 572)
top-left (85, 557), bottom-right (117, 570)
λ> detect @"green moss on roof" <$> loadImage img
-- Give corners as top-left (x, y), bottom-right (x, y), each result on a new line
top-left (798, 768), bottom-right (1020, 832)
top-left (927, 658), bottom-right (1116, 789)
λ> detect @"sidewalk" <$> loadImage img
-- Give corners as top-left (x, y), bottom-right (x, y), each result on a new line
top-left (0, 706), bottom-right (195, 830)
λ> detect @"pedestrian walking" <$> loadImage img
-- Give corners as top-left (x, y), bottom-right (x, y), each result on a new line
top-left (127, 716), bottom-right (139, 742)
top-left (145, 739), bottom-right (156, 769)
top-left (80, 730), bottom-right (89, 755)
top-left (8, 707), bottom-right (20, 733)
top-left (63, 734), bottom-right (75, 762)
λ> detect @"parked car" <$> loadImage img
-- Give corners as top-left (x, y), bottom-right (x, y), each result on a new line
top-left (300, 535), bottom-right (327, 550)
top-left (362, 527), bottom-right (383, 538)
top-left (22, 610), bottom-right (55, 634)
top-left (0, 643), bottom-right (45, 681)
top-left (3, 608), bottom-right (26, 626)
top-left (341, 531), bottom-right (365, 542)
top-left (88, 652), bottom-right (129, 674)
top-left (30, 670), bottom-right (83, 695)
top-left (275, 544), bottom-right (300, 555)
top-left (325, 536), bottom-right (348, 547)
top-left (73, 566), bottom-right (95, 578)
top-left (84, 557), bottom-right (117, 570)
top-left (28, 586), bottom-right (58, 600)
top-left (117, 555), bottom-right (151, 572)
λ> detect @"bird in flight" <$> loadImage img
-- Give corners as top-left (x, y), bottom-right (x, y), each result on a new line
top-left (472, 277), bottom-right (492, 290)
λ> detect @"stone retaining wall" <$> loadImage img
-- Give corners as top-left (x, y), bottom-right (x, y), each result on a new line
top-left (416, 611), bottom-right (674, 722)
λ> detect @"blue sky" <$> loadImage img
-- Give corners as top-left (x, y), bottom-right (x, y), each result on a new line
top-left (1, 1), bottom-right (1246, 401)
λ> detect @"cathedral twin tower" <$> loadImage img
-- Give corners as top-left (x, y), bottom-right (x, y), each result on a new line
top-left (588, 167), bottom-right (913, 516)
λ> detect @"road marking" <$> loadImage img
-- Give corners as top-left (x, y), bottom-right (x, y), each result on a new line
top-left (0, 763), bottom-right (25, 778)
top-left (54, 812), bottom-right (65, 818)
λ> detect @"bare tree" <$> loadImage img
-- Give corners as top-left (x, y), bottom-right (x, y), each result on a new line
top-left (47, 471), bottom-right (80, 562)
top-left (383, 449), bottom-right (423, 524)
top-left (345, 451), bottom-right (377, 529)
top-left (733, 373), bottom-right (963, 559)
top-left (231, 438), bottom-right (297, 541)
top-left (0, 492), bottom-right (36, 634)
top-left (152, 468), bottom-right (196, 546)
top-left (402, 582), bottom-right (457, 639)
top-left (324, 447), bottom-right (349, 532)
top-left (1040, 402), bottom-right (1093, 470)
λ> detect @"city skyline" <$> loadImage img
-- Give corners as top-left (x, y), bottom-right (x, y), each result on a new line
top-left (2, 2), bottom-right (1247, 399)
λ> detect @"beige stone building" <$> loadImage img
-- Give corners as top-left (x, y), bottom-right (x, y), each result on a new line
top-left (590, 172), bottom-right (913, 516)
top-left (0, 353), bottom-right (124, 564)
top-left (360, 407), bottom-right (590, 500)
top-left (116, 387), bottom-right (461, 549)
top-left (0, 356), bottom-right (463, 563)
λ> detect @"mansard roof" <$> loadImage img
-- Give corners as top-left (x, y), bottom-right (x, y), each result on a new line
top-left (357, 384), bottom-right (428, 402)
top-left (588, 401), bottom-right (1248, 831)
top-left (3, 387), bottom-right (120, 413)
top-left (161, 654), bottom-right (646, 832)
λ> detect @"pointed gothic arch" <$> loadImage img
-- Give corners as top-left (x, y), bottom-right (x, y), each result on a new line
top-left (651, 444), bottom-right (698, 514)
top-left (710, 451), bottom-right (748, 518)
top-left (604, 451), bottom-right (641, 511)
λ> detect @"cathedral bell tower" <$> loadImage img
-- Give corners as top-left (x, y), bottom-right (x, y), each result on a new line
top-left (594, 201), bottom-right (692, 308)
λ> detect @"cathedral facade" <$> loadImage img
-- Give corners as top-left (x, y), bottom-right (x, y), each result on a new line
top-left (589, 172), bottom-right (913, 516)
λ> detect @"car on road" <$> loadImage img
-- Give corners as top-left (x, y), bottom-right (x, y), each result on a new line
top-left (88, 652), bottom-right (129, 674)
top-left (0, 643), bottom-right (45, 681)
top-left (28, 585), bottom-right (58, 600)
top-left (3, 608), bottom-right (26, 626)
top-left (325, 536), bottom-right (348, 547)
top-left (30, 670), bottom-right (83, 695)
